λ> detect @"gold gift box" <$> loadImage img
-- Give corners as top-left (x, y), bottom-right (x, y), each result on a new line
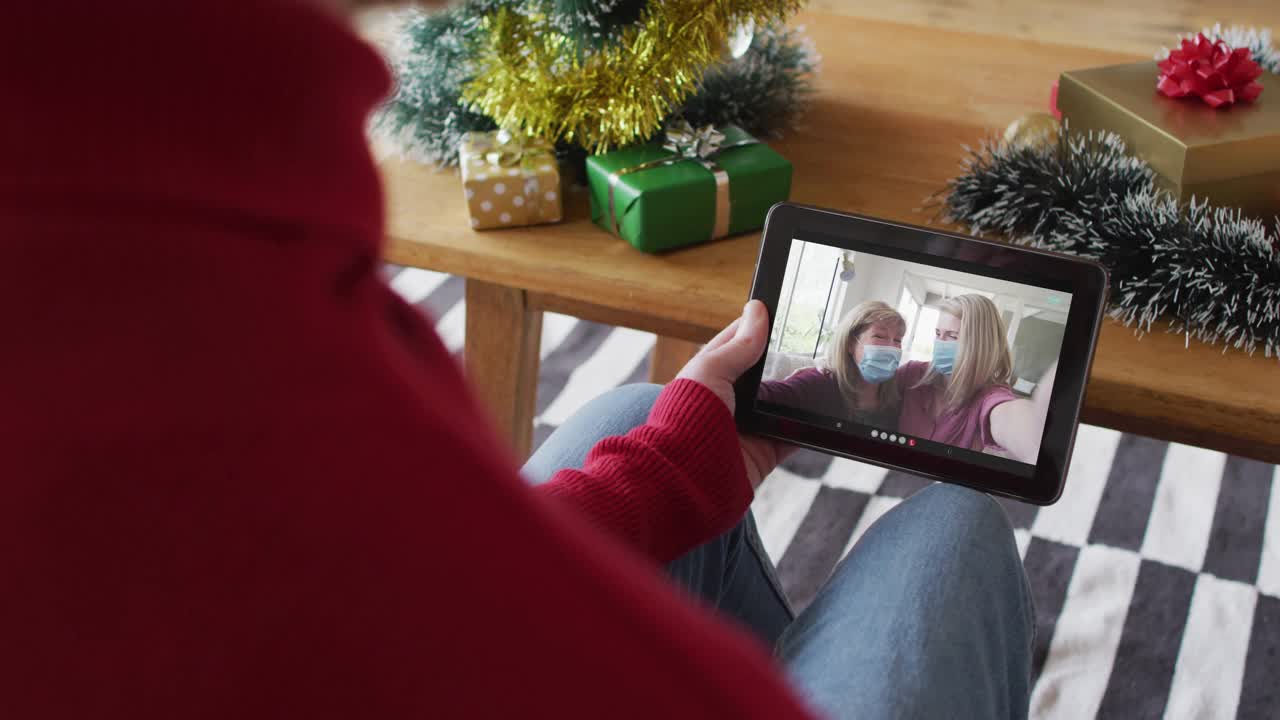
top-left (1057, 61), bottom-right (1280, 217)
top-left (459, 131), bottom-right (563, 231)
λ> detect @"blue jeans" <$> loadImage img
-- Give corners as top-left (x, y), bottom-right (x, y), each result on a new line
top-left (523, 384), bottom-right (1033, 719)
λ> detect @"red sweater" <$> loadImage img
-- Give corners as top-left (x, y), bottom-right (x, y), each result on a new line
top-left (0, 2), bottom-right (815, 717)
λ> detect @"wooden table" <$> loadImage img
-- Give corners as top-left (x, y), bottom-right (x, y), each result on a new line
top-left (381, 9), bottom-right (1280, 464)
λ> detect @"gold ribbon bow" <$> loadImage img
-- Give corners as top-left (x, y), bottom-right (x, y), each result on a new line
top-left (607, 121), bottom-right (758, 241)
top-left (464, 129), bottom-right (554, 170)
top-left (460, 129), bottom-right (560, 228)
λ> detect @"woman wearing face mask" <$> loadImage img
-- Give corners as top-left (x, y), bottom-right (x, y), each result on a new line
top-left (897, 294), bottom-right (1056, 464)
top-left (757, 301), bottom-right (906, 430)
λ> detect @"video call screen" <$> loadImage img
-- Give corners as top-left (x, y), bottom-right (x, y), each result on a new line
top-left (754, 238), bottom-right (1073, 477)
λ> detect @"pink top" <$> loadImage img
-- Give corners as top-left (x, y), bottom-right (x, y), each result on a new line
top-left (896, 361), bottom-right (1018, 451)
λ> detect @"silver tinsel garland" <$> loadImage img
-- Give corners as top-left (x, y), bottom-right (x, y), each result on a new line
top-left (943, 130), bottom-right (1280, 358)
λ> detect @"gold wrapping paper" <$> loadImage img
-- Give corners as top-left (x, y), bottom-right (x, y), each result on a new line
top-left (459, 131), bottom-right (563, 230)
top-left (1058, 61), bottom-right (1280, 217)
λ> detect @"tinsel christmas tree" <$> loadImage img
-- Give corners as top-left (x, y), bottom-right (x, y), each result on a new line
top-left (375, 0), bottom-right (816, 166)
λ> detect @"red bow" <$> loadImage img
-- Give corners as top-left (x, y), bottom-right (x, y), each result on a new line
top-left (1157, 33), bottom-right (1264, 108)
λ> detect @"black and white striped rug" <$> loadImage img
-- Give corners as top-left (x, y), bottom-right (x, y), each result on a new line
top-left (391, 265), bottom-right (1280, 720)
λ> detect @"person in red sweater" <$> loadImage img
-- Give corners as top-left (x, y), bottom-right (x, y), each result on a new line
top-left (0, 1), bottom-right (1033, 718)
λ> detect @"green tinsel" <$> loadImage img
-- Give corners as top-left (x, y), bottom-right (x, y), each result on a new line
top-left (373, 3), bottom-right (499, 167)
top-left (535, 0), bottom-right (648, 50)
top-left (680, 24), bottom-right (819, 137)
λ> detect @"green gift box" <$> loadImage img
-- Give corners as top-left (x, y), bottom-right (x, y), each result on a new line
top-left (586, 123), bottom-right (793, 253)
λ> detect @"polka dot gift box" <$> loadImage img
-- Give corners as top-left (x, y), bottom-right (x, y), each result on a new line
top-left (458, 130), bottom-right (563, 231)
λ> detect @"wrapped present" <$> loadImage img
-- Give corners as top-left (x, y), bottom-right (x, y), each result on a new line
top-left (459, 130), bottom-right (563, 230)
top-left (585, 122), bottom-right (793, 253)
top-left (1057, 60), bottom-right (1280, 217)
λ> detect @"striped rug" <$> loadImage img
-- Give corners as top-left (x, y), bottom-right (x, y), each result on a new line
top-left (392, 265), bottom-right (1280, 720)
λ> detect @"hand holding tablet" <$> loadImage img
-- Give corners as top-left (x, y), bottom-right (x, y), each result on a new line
top-left (733, 203), bottom-right (1108, 505)
top-left (675, 299), bottom-right (791, 489)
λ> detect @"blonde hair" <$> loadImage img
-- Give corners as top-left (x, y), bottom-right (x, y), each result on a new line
top-left (824, 300), bottom-right (907, 413)
top-left (916, 294), bottom-right (1013, 412)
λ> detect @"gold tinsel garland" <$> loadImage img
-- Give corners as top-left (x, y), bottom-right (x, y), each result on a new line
top-left (461, 0), bottom-right (803, 154)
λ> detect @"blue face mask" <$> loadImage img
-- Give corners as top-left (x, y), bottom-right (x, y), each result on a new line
top-left (932, 339), bottom-right (959, 375)
top-left (857, 344), bottom-right (901, 384)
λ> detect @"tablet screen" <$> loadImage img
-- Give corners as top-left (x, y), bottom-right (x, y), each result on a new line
top-left (754, 237), bottom-right (1071, 479)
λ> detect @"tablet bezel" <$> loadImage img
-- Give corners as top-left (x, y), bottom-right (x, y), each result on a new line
top-left (734, 202), bottom-right (1109, 505)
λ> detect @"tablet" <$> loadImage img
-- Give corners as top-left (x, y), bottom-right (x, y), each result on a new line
top-left (734, 203), bottom-right (1109, 505)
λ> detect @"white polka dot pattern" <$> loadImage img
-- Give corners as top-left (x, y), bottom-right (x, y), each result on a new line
top-left (458, 131), bottom-right (564, 231)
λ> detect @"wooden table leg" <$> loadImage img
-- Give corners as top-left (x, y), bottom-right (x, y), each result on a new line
top-left (464, 279), bottom-right (543, 460)
top-left (648, 336), bottom-right (703, 385)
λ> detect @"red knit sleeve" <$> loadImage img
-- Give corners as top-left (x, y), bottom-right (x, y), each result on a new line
top-left (538, 379), bottom-right (752, 564)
